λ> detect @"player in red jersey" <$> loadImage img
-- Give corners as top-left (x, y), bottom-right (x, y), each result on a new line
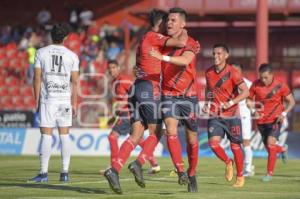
top-left (247, 63), bottom-right (295, 182)
top-left (106, 60), bottom-right (158, 169)
top-left (149, 7), bottom-right (200, 192)
top-left (103, 9), bottom-right (187, 194)
top-left (203, 43), bottom-right (249, 188)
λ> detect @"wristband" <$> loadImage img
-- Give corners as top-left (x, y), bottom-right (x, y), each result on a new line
top-left (281, 111), bottom-right (287, 117)
top-left (162, 55), bottom-right (171, 62)
top-left (229, 100), bottom-right (234, 106)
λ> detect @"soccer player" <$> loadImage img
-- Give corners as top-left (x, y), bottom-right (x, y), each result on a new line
top-left (28, 24), bottom-right (79, 182)
top-left (106, 60), bottom-right (159, 171)
top-left (149, 7), bottom-right (200, 192)
top-left (232, 64), bottom-right (255, 177)
top-left (203, 43), bottom-right (249, 188)
top-left (103, 9), bottom-right (187, 194)
top-left (247, 63), bottom-right (295, 182)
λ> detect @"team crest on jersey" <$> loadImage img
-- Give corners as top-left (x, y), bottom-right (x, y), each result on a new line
top-left (162, 107), bottom-right (170, 114)
top-left (208, 126), bottom-right (214, 133)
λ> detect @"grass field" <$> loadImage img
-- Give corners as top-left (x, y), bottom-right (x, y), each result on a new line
top-left (0, 156), bottom-right (299, 199)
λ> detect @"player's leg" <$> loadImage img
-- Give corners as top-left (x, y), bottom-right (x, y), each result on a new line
top-left (260, 122), bottom-right (287, 182)
top-left (58, 127), bottom-right (71, 182)
top-left (56, 103), bottom-right (73, 182)
top-left (241, 116), bottom-right (254, 177)
top-left (227, 118), bottom-right (244, 187)
top-left (185, 128), bottom-right (198, 192)
top-left (207, 119), bottom-right (233, 182)
top-left (28, 103), bottom-right (55, 183)
top-left (108, 131), bottom-right (120, 165)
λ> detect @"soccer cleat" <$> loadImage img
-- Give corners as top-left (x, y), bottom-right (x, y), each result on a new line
top-left (233, 176), bottom-right (245, 188)
top-left (281, 144), bottom-right (288, 164)
top-left (243, 170), bottom-right (254, 177)
top-left (225, 160), bottom-right (234, 182)
top-left (128, 160), bottom-right (145, 188)
top-left (187, 175), bottom-right (198, 192)
top-left (148, 165), bottom-right (161, 174)
top-left (27, 173), bottom-right (48, 183)
top-left (59, 173), bottom-right (69, 182)
top-left (262, 174), bottom-right (272, 182)
top-left (177, 172), bottom-right (189, 185)
top-left (104, 168), bottom-right (122, 194)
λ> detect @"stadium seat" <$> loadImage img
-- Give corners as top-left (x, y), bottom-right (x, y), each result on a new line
top-left (12, 96), bottom-right (25, 110)
top-left (5, 77), bottom-right (19, 86)
top-left (20, 86), bottom-right (33, 96)
top-left (0, 86), bottom-right (9, 96)
top-left (1, 96), bottom-right (14, 110)
top-left (9, 86), bottom-right (21, 96)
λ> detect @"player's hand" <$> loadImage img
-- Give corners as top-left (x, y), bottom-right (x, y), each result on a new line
top-left (72, 104), bottom-right (77, 117)
top-left (202, 104), bottom-right (210, 114)
top-left (107, 117), bottom-right (116, 126)
top-left (149, 48), bottom-right (162, 60)
top-left (132, 65), bottom-right (138, 77)
top-left (221, 102), bottom-right (232, 110)
top-left (276, 114), bottom-right (285, 124)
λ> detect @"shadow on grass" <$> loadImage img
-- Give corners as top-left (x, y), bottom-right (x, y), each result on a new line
top-left (0, 182), bottom-right (107, 194)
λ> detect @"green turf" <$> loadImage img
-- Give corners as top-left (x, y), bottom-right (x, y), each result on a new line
top-left (0, 156), bottom-right (299, 199)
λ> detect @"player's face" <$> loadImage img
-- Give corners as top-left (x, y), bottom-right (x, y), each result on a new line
top-left (213, 47), bottom-right (229, 67)
top-left (108, 63), bottom-right (120, 78)
top-left (259, 71), bottom-right (274, 86)
top-left (166, 13), bottom-right (185, 36)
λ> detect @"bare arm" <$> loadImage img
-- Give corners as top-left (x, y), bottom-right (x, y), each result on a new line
top-left (276, 93), bottom-right (296, 123)
top-left (149, 50), bottom-right (195, 66)
top-left (33, 68), bottom-right (42, 110)
top-left (223, 82), bottom-right (249, 109)
top-left (71, 71), bottom-right (79, 117)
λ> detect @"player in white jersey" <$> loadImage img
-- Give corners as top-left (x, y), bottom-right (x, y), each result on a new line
top-left (28, 24), bottom-right (79, 183)
top-left (232, 64), bottom-right (254, 177)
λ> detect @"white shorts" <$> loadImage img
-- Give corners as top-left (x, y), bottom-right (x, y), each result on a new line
top-left (241, 115), bottom-right (252, 140)
top-left (39, 103), bottom-right (72, 128)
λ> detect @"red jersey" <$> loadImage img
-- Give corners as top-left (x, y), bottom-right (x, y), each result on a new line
top-left (205, 64), bottom-right (244, 117)
top-left (161, 36), bottom-right (199, 96)
top-left (249, 78), bottom-right (291, 124)
top-left (111, 74), bottom-right (133, 113)
top-left (136, 31), bottom-right (169, 82)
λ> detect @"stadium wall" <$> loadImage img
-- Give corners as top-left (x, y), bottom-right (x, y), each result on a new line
top-left (1, 128), bottom-right (300, 159)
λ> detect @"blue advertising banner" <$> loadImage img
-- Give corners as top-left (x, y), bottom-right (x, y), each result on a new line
top-left (0, 128), bottom-right (26, 155)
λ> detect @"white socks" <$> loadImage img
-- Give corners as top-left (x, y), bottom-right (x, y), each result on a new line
top-left (39, 134), bottom-right (52, 174)
top-left (60, 134), bottom-right (71, 173)
top-left (244, 145), bottom-right (253, 172)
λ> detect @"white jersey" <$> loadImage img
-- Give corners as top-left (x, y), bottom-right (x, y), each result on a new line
top-left (239, 78), bottom-right (252, 118)
top-left (34, 44), bottom-right (79, 104)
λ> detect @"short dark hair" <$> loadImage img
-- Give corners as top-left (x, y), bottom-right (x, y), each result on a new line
top-left (232, 63), bottom-right (243, 70)
top-left (169, 7), bottom-right (187, 21)
top-left (213, 43), bottom-right (229, 53)
top-left (259, 63), bottom-right (273, 73)
top-left (108, 60), bottom-right (119, 66)
top-left (51, 23), bottom-right (69, 44)
top-left (149, 9), bottom-right (168, 27)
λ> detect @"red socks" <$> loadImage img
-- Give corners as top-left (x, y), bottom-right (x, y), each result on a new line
top-left (112, 138), bottom-right (136, 172)
top-left (167, 135), bottom-right (184, 172)
top-left (209, 140), bottom-right (231, 164)
top-left (137, 134), bottom-right (159, 166)
top-left (187, 142), bottom-right (199, 176)
top-left (108, 133), bottom-right (119, 165)
top-left (267, 144), bottom-right (279, 176)
top-left (230, 143), bottom-right (244, 177)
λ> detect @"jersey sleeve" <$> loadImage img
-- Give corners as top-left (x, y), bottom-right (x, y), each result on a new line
top-left (184, 40), bottom-right (200, 55)
top-left (231, 68), bottom-right (244, 86)
top-left (72, 54), bottom-right (80, 71)
top-left (151, 33), bottom-right (169, 48)
top-left (281, 82), bottom-right (291, 97)
top-left (34, 50), bottom-right (42, 69)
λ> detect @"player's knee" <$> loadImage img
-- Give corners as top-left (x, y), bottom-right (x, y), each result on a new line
top-left (108, 132), bottom-right (118, 141)
top-left (208, 139), bottom-right (220, 149)
top-left (243, 140), bottom-right (251, 146)
top-left (230, 142), bottom-right (241, 150)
